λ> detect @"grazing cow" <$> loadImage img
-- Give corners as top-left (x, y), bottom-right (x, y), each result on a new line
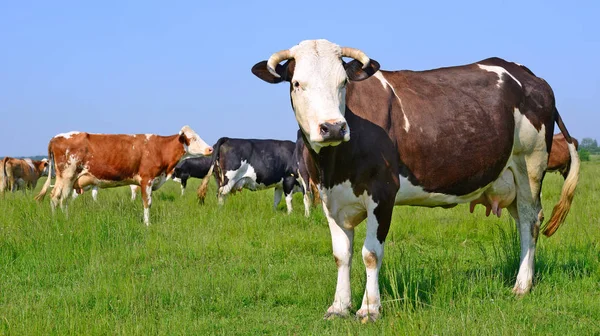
top-left (547, 133), bottom-right (579, 179)
top-left (35, 126), bottom-right (212, 225)
top-left (252, 39), bottom-right (579, 320)
top-left (197, 137), bottom-right (308, 214)
top-left (1, 157), bottom-right (48, 193)
top-left (172, 156), bottom-right (213, 196)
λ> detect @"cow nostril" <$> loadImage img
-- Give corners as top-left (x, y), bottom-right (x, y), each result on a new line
top-left (340, 123), bottom-right (347, 136)
top-left (319, 124), bottom-right (330, 136)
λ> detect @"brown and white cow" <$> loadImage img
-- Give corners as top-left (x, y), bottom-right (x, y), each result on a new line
top-left (252, 39), bottom-right (579, 321)
top-left (1, 157), bottom-right (48, 193)
top-left (35, 126), bottom-right (212, 225)
top-left (548, 133), bottom-right (579, 179)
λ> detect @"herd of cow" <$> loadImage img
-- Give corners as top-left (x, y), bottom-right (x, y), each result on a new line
top-left (0, 39), bottom-right (581, 321)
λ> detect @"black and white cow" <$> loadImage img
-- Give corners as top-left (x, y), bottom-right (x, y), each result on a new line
top-left (197, 137), bottom-right (309, 215)
top-left (171, 156), bottom-right (213, 196)
top-left (252, 39), bottom-right (579, 321)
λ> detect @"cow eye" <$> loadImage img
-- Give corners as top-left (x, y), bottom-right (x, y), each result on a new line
top-left (293, 81), bottom-right (300, 88)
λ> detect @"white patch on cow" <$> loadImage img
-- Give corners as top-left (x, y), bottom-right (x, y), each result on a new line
top-left (143, 207), bottom-right (150, 225)
top-left (55, 131), bottom-right (80, 139)
top-left (288, 40), bottom-right (350, 150)
top-left (320, 181), bottom-right (367, 230)
top-left (143, 184), bottom-right (152, 226)
top-left (372, 72), bottom-right (411, 132)
top-left (23, 158), bottom-right (35, 172)
top-left (395, 175), bottom-right (487, 206)
top-left (130, 185), bottom-right (138, 201)
top-left (221, 160), bottom-right (264, 195)
top-left (145, 134), bottom-right (153, 141)
top-left (91, 186), bottom-right (98, 201)
top-left (478, 64), bottom-right (522, 88)
top-left (285, 192), bottom-right (293, 214)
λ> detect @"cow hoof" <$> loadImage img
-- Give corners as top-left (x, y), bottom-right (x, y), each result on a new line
top-left (512, 286), bottom-right (530, 296)
top-left (323, 306), bottom-right (350, 320)
top-left (356, 307), bottom-right (380, 322)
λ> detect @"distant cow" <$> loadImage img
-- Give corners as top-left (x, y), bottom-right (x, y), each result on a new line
top-left (35, 126), bottom-right (212, 225)
top-left (252, 39), bottom-right (579, 320)
top-left (197, 137), bottom-right (307, 214)
top-left (1, 157), bottom-right (48, 193)
top-left (548, 133), bottom-right (579, 179)
top-left (172, 156), bottom-right (213, 196)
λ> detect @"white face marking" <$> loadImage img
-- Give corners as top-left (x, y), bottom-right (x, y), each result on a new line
top-left (179, 125), bottom-right (212, 156)
top-left (372, 72), bottom-right (410, 132)
top-left (289, 40), bottom-right (350, 151)
top-left (478, 64), bottom-right (522, 88)
top-left (55, 131), bottom-right (80, 139)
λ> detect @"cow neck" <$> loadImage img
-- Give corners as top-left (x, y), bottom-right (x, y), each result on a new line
top-left (302, 131), bottom-right (351, 190)
top-left (159, 134), bottom-right (185, 173)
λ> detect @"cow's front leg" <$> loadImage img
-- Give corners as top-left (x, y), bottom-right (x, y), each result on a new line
top-left (356, 199), bottom-right (393, 321)
top-left (323, 206), bottom-right (355, 319)
top-left (140, 179), bottom-right (153, 226)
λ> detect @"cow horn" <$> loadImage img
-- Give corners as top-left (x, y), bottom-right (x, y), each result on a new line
top-left (267, 49), bottom-right (292, 78)
top-left (341, 47), bottom-right (370, 69)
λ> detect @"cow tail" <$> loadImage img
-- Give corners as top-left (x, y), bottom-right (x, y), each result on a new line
top-left (0, 157), bottom-right (9, 192)
top-left (197, 137), bottom-right (226, 204)
top-left (542, 108), bottom-right (580, 237)
top-left (34, 146), bottom-right (54, 202)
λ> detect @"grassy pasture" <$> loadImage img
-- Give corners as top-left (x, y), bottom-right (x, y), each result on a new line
top-left (0, 163), bottom-right (599, 335)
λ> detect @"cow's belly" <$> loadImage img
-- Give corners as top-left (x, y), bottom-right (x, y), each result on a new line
top-left (222, 160), bottom-right (282, 194)
top-left (75, 172), bottom-right (137, 189)
top-left (394, 174), bottom-right (488, 206)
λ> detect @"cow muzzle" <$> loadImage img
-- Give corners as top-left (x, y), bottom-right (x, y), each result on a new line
top-left (318, 121), bottom-right (349, 144)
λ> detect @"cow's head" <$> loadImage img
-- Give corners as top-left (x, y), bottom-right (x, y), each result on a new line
top-left (179, 126), bottom-right (213, 156)
top-left (38, 158), bottom-right (49, 176)
top-left (252, 39), bottom-right (379, 152)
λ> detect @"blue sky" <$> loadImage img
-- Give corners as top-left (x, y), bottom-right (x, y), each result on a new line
top-left (1, 0), bottom-right (598, 156)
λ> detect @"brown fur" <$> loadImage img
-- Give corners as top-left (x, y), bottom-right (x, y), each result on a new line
top-left (35, 132), bottom-right (195, 224)
top-left (547, 133), bottom-right (579, 179)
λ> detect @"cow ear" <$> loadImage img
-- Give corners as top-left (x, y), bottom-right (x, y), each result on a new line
top-left (252, 60), bottom-right (295, 83)
top-left (178, 133), bottom-right (189, 145)
top-left (344, 59), bottom-right (380, 81)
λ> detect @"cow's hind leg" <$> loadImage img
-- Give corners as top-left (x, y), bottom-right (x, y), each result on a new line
top-left (508, 150), bottom-right (547, 294)
top-left (273, 187), bottom-right (283, 210)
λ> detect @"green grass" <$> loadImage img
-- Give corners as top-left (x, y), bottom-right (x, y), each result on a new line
top-left (1, 163), bottom-right (599, 335)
